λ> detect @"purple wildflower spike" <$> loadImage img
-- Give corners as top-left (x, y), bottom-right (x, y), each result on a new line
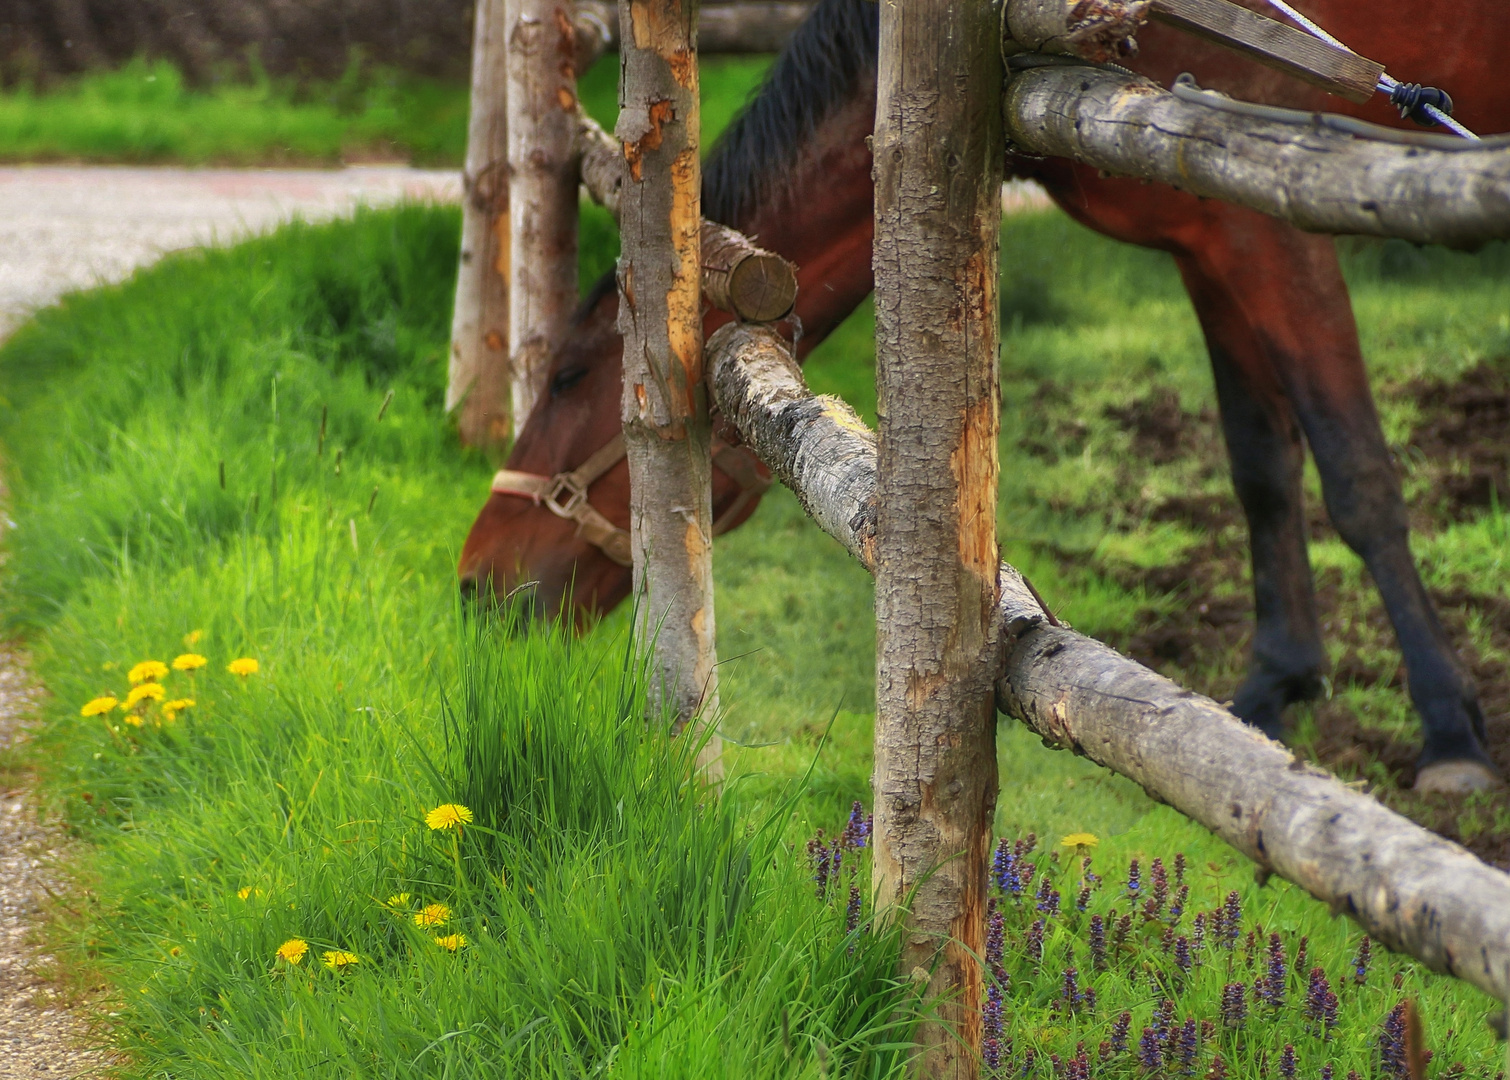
top-left (1076, 885), bottom-right (1091, 913)
top-left (1109, 1011), bottom-right (1132, 1054)
top-left (1112, 912), bottom-right (1132, 955)
top-left (1207, 1055), bottom-right (1227, 1080)
top-left (1222, 891), bottom-right (1242, 948)
top-left (1192, 912), bottom-right (1206, 955)
top-left (1138, 1027), bottom-right (1164, 1071)
top-left (1380, 1002), bottom-right (1408, 1080)
top-left (1177, 1018), bottom-right (1199, 1075)
top-left (1320, 1066), bottom-right (1334, 1080)
top-left (1173, 852), bottom-right (1186, 886)
top-left (1293, 935), bottom-right (1309, 976)
top-left (1036, 878), bottom-right (1061, 918)
top-left (807, 832), bottom-right (832, 897)
top-left (1152, 999), bottom-right (1174, 1041)
top-left (1175, 935), bottom-right (1193, 974)
top-left (983, 982), bottom-right (1005, 1071)
top-left (1353, 936), bottom-right (1371, 985)
top-left (1082, 855), bottom-right (1100, 888)
top-left (1264, 933), bottom-right (1288, 1007)
top-left (986, 906), bottom-right (1006, 981)
top-left (1021, 1048), bottom-right (1037, 1078)
top-left (1126, 858), bottom-right (1141, 900)
top-left (1089, 914), bottom-right (1107, 972)
top-left (845, 885), bottom-right (862, 935)
top-left (1151, 859), bottom-right (1169, 908)
top-left (1025, 918), bottom-right (1045, 965)
top-left (841, 801), bottom-right (869, 849)
top-left (1221, 983), bottom-right (1247, 1029)
top-left (1061, 968), bottom-right (1083, 1012)
top-left (1279, 1043), bottom-right (1297, 1080)
top-left (1168, 883), bottom-right (1188, 924)
top-left (993, 838), bottom-right (1015, 894)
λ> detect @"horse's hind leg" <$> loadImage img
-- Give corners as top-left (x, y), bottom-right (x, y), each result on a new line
top-left (1172, 250), bottom-right (1327, 741)
top-left (1177, 220), bottom-right (1498, 792)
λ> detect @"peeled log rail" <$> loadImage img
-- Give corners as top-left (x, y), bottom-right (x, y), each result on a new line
top-left (576, 111), bottom-right (798, 322)
top-left (706, 321), bottom-right (1510, 1005)
top-left (575, 0), bottom-right (812, 56)
top-left (1003, 64), bottom-right (1510, 249)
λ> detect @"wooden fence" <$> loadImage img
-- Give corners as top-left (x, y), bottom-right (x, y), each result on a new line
top-left (452, 0), bottom-right (1510, 1073)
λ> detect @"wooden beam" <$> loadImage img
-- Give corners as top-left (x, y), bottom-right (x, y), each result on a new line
top-left (616, 0), bottom-right (723, 778)
top-left (447, 0), bottom-right (513, 450)
top-left (1003, 64), bottom-right (1510, 248)
top-left (707, 321), bottom-right (1510, 1007)
top-left (506, 0), bottom-right (582, 428)
top-left (1002, 0), bottom-right (1384, 103)
top-left (575, 0), bottom-right (812, 59)
top-left (576, 110), bottom-right (799, 322)
top-left (871, 0), bottom-right (1003, 1070)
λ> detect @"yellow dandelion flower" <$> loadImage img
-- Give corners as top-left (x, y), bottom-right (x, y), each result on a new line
top-left (321, 950), bottom-right (360, 971)
top-left (414, 903), bottom-right (450, 928)
top-left (172, 653), bottom-right (207, 672)
top-left (128, 660), bottom-right (169, 684)
top-left (123, 683), bottom-right (166, 708)
top-left (123, 714), bottom-right (145, 728)
top-left (385, 893), bottom-right (411, 908)
top-left (237, 887), bottom-right (253, 900)
top-left (162, 698), bottom-right (195, 721)
top-left (433, 934), bottom-right (467, 952)
top-left (184, 629), bottom-right (204, 646)
top-left (228, 658), bottom-right (260, 677)
top-left (275, 938), bottom-right (308, 965)
top-left (1059, 832), bottom-right (1100, 850)
top-left (424, 803), bottom-right (473, 831)
top-left (80, 696), bottom-right (118, 717)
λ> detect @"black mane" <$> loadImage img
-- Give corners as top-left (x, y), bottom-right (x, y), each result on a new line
top-left (702, 0), bottom-right (878, 227)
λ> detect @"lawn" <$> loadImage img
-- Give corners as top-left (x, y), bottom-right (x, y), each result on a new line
top-left (0, 53), bottom-right (771, 166)
top-left (0, 200), bottom-right (1503, 1075)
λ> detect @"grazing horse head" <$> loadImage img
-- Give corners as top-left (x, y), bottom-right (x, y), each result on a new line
top-left (462, 0), bottom-right (1506, 788)
top-left (458, 0), bottom-right (880, 622)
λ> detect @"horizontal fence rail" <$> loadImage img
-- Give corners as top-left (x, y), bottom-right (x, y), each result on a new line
top-left (1003, 63), bottom-right (1510, 248)
top-left (707, 320), bottom-right (1510, 1006)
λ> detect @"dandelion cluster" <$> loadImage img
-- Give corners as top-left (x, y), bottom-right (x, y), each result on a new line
top-left (78, 644), bottom-right (254, 733)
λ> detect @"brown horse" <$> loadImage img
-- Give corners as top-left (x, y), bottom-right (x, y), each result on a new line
top-left (459, 0), bottom-right (1507, 793)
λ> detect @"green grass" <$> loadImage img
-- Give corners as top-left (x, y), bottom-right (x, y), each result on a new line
top-left (0, 53), bottom-right (772, 166)
top-left (1, 196), bottom-right (1506, 1074)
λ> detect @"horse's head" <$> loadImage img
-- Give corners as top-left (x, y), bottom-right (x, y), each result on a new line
top-left (460, 0), bottom-right (882, 624)
top-left (457, 279), bottom-right (772, 623)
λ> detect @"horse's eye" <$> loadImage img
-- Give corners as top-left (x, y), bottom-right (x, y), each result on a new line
top-left (549, 366), bottom-right (589, 397)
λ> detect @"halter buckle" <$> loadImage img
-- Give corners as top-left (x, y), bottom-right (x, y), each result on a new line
top-left (544, 474), bottom-right (588, 519)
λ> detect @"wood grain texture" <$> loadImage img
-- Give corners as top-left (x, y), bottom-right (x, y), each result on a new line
top-left (617, 0), bottom-right (722, 778)
top-left (1003, 65), bottom-right (1510, 249)
top-left (448, 0), bottom-right (514, 450)
top-left (700, 222), bottom-right (798, 322)
top-left (507, 0), bottom-right (582, 427)
top-left (706, 324), bottom-right (1510, 1007)
top-left (872, 0), bottom-right (1004, 1070)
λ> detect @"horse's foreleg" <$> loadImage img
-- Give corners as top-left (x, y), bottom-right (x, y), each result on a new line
top-left (1181, 220), bottom-right (1496, 789)
top-left (1173, 249), bottom-right (1326, 740)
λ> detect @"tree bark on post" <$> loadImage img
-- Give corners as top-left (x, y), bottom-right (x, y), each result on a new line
top-left (448, 0), bottom-right (513, 450)
top-left (507, 0), bottom-right (583, 427)
top-left (616, 0), bottom-right (722, 778)
top-left (870, 0), bottom-right (1004, 1072)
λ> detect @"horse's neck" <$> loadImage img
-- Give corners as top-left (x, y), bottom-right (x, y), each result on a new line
top-left (732, 92), bottom-right (878, 360)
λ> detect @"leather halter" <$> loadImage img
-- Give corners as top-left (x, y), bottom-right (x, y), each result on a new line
top-left (490, 432), bottom-right (772, 567)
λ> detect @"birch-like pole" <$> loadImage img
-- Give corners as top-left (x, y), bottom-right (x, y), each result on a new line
top-left (1003, 65), bottom-right (1510, 249)
top-left (506, 0), bottom-right (583, 426)
top-left (871, 0), bottom-right (1003, 1070)
top-left (617, 0), bottom-right (722, 778)
top-left (447, 0), bottom-right (513, 449)
top-left (707, 322), bottom-right (1510, 1007)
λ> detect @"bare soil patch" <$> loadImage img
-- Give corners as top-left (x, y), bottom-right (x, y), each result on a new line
top-left (1065, 374), bottom-right (1510, 867)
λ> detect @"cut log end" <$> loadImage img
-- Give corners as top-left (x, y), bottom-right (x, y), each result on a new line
top-left (724, 252), bottom-right (799, 322)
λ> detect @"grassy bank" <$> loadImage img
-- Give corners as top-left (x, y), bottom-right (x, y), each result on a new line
top-left (0, 54), bottom-right (771, 166)
top-left (0, 201), bottom-right (1504, 1074)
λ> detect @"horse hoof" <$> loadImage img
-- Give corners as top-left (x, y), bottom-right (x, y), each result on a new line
top-left (1414, 760), bottom-right (1502, 796)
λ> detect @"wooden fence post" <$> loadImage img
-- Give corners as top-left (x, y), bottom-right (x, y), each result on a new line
top-left (506, 0), bottom-right (583, 428)
top-left (448, 0), bottom-right (513, 451)
top-left (616, 0), bottom-right (722, 777)
top-left (871, 0), bottom-right (1004, 1071)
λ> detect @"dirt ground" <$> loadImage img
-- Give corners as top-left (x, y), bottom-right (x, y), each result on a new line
top-left (1087, 358), bottom-right (1510, 869)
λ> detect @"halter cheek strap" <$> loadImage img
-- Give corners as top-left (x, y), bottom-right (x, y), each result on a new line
top-left (489, 431), bottom-right (772, 569)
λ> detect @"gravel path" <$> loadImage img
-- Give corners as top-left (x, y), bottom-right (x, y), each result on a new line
top-left (0, 164), bottom-right (461, 1079)
top-left (0, 164), bottom-right (460, 338)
